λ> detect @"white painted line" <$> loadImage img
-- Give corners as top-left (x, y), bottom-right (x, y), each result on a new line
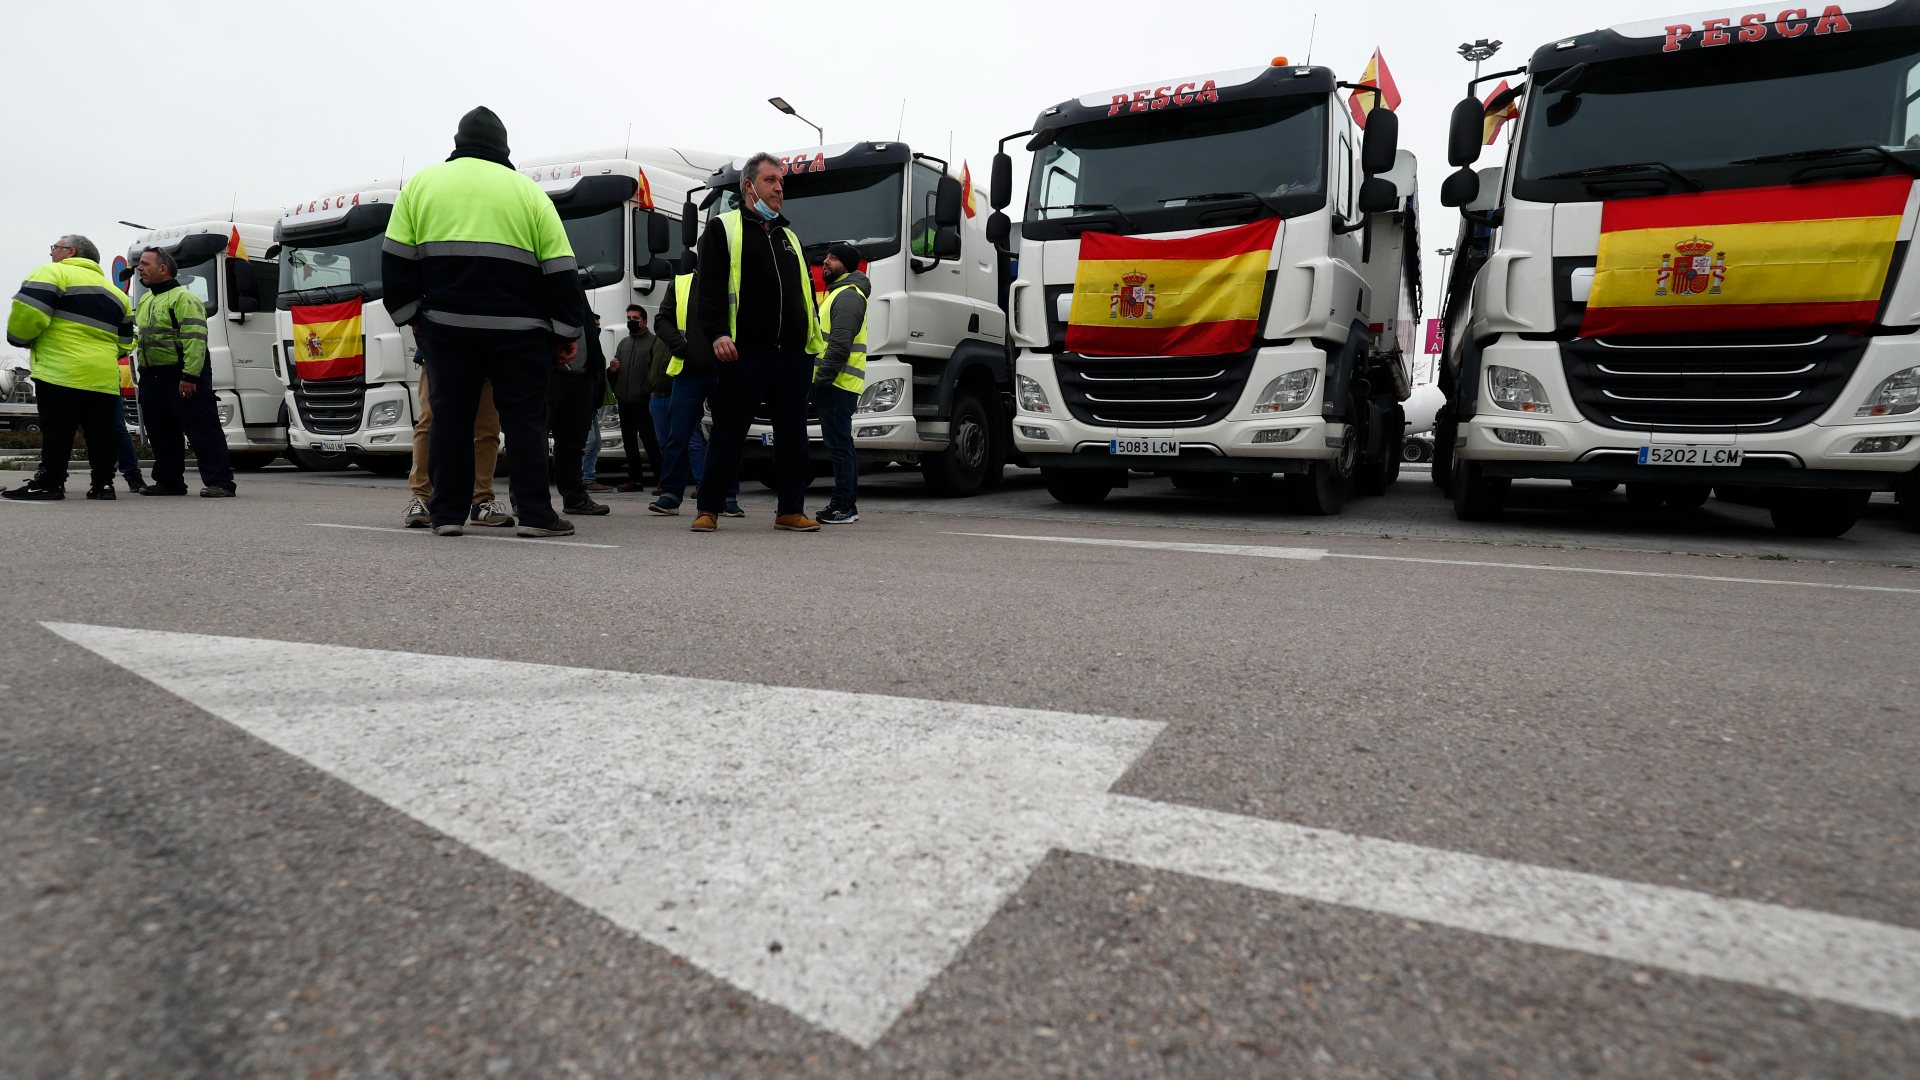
top-left (954, 532), bottom-right (1920, 595)
top-left (309, 522), bottom-right (618, 549)
top-left (43, 622), bottom-right (1920, 1045)
top-left (956, 531), bottom-right (1327, 561)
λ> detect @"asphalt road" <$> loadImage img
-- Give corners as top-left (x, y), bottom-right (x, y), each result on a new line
top-left (3, 464), bottom-right (1916, 1077)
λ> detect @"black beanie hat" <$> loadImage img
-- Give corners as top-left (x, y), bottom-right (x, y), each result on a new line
top-left (455, 106), bottom-right (510, 156)
top-left (826, 242), bottom-right (862, 274)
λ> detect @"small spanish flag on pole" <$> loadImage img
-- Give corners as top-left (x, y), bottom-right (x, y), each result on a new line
top-left (1348, 49), bottom-right (1401, 130)
top-left (225, 226), bottom-right (249, 261)
top-left (960, 162), bottom-right (979, 219)
top-left (289, 299), bottom-right (367, 381)
top-left (634, 167), bottom-right (655, 212)
top-left (1483, 81), bottom-right (1520, 146)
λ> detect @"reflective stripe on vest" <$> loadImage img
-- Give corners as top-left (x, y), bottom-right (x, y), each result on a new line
top-left (666, 272), bottom-right (693, 377)
top-left (716, 210), bottom-right (826, 357)
top-left (816, 282), bottom-right (868, 394)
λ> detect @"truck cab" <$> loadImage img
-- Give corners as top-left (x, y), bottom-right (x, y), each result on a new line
top-left (125, 212), bottom-right (316, 469)
top-left (701, 142), bottom-right (1011, 496)
top-left (990, 59), bottom-right (1420, 513)
top-left (1438, 1), bottom-right (1920, 536)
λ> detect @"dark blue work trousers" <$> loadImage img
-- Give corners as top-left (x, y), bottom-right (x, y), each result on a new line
top-left (138, 365), bottom-right (233, 491)
top-left (419, 327), bottom-right (557, 529)
top-left (698, 343), bottom-right (810, 516)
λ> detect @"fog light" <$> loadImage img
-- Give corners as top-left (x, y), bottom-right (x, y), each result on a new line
top-left (1488, 366), bottom-right (1552, 414)
top-left (1016, 374), bottom-right (1052, 414)
top-left (370, 433), bottom-right (399, 445)
top-left (854, 425), bottom-right (896, 438)
top-left (1849, 435), bottom-right (1912, 453)
top-left (1252, 428), bottom-right (1303, 443)
top-left (215, 401), bottom-right (235, 426)
top-left (1018, 425), bottom-right (1052, 440)
top-left (1252, 369), bottom-right (1317, 414)
top-left (369, 401), bottom-right (404, 427)
top-left (1493, 427), bottom-right (1546, 446)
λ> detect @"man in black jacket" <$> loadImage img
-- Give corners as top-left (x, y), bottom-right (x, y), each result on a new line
top-left (690, 151), bottom-right (821, 533)
top-left (548, 309), bottom-right (610, 516)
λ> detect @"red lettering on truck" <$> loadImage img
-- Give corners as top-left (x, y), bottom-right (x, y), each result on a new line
top-left (1665, 6), bottom-right (1852, 50)
top-left (1738, 12), bottom-right (1769, 41)
top-left (1814, 6), bottom-right (1853, 33)
top-left (1108, 80), bottom-right (1220, 115)
top-left (1663, 23), bottom-right (1694, 51)
top-left (1777, 8), bottom-right (1809, 36)
top-left (1702, 17), bottom-right (1732, 45)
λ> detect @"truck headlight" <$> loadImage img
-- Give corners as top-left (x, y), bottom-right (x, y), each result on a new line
top-left (215, 401), bottom-right (235, 426)
top-left (1016, 374), bottom-right (1052, 414)
top-left (601, 405), bottom-right (622, 430)
top-left (1251, 369), bottom-right (1317, 414)
top-left (1856, 365), bottom-right (1920, 417)
top-left (1487, 365), bottom-right (1552, 414)
top-left (857, 377), bottom-right (904, 415)
top-left (369, 401), bottom-right (404, 427)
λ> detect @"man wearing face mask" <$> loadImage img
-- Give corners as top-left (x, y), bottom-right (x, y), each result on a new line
top-left (608, 303), bottom-right (666, 490)
top-left (690, 151), bottom-right (824, 533)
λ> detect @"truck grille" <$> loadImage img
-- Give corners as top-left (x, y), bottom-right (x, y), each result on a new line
top-left (1055, 352), bottom-right (1256, 428)
top-left (1560, 333), bottom-right (1864, 434)
top-left (293, 376), bottom-right (366, 435)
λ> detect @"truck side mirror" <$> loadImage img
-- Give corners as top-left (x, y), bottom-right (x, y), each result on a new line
top-left (990, 153), bottom-right (1013, 211)
top-left (681, 199), bottom-right (700, 250)
top-left (1440, 167), bottom-right (1481, 208)
top-left (647, 211), bottom-right (670, 258)
top-left (1358, 176), bottom-right (1398, 215)
top-left (224, 257), bottom-right (260, 319)
top-left (986, 211), bottom-right (1011, 249)
top-left (935, 176), bottom-right (964, 230)
top-left (1361, 109), bottom-right (1399, 175)
top-left (1448, 97), bottom-right (1486, 167)
top-left (933, 231), bottom-right (962, 259)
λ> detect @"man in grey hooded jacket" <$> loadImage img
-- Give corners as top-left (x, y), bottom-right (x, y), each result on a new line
top-left (811, 243), bottom-right (868, 524)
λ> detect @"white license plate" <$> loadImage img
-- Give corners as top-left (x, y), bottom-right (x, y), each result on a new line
top-left (314, 440), bottom-right (346, 453)
top-left (760, 432), bottom-right (775, 446)
top-left (1637, 445), bottom-right (1743, 466)
top-left (1110, 438), bottom-right (1180, 456)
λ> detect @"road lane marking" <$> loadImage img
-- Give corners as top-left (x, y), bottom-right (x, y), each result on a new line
top-left (44, 622), bottom-right (1920, 1045)
top-left (953, 532), bottom-right (1920, 595)
top-left (310, 523), bottom-right (618, 549)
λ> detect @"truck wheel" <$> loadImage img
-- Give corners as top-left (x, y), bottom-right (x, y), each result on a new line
top-left (1400, 438), bottom-right (1431, 463)
top-left (1452, 458), bottom-right (1508, 520)
top-left (1430, 414), bottom-right (1455, 490)
top-left (229, 451), bottom-right (277, 472)
top-left (1041, 467), bottom-right (1115, 505)
top-left (289, 447), bottom-right (350, 472)
top-left (1769, 490), bottom-right (1869, 537)
top-left (920, 391), bottom-right (997, 497)
top-left (349, 453), bottom-right (412, 477)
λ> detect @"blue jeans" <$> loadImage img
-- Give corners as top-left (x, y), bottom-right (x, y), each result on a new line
top-left (659, 373), bottom-right (736, 500)
top-left (113, 398), bottom-right (143, 484)
top-left (811, 383), bottom-right (857, 507)
top-left (581, 404), bottom-right (606, 483)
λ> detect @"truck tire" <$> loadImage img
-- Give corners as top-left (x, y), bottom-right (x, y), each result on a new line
top-left (1041, 467), bottom-right (1115, 505)
top-left (1430, 412), bottom-right (1455, 490)
top-left (230, 451), bottom-right (278, 472)
top-left (1452, 458), bottom-right (1508, 520)
top-left (1769, 490), bottom-right (1868, 537)
top-left (350, 453), bottom-right (412, 477)
top-left (1898, 469), bottom-right (1920, 530)
top-left (288, 447), bottom-right (350, 471)
top-left (1400, 438), bottom-right (1431, 463)
top-left (920, 391), bottom-right (998, 497)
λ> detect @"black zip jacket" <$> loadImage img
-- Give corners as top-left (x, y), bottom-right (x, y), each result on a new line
top-left (695, 209), bottom-right (812, 353)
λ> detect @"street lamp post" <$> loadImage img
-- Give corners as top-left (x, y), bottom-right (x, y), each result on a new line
top-left (767, 97), bottom-right (823, 145)
top-left (1457, 38), bottom-right (1503, 81)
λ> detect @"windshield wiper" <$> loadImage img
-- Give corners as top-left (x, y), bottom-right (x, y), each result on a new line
top-left (1157, 191), bottom-right (1285, 216)
top-left (1730, 145), bottom-right (1920, 177)
top-left (1034, 202), bottom-right (1136, 231)
top-left (1538, 161), bottom-right (1701, 191)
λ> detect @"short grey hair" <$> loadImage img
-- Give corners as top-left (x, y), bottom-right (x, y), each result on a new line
top-left (57, 234), bottom-right (98, 262)
top-left (741, 151), bottom-right (781, 193)
top-left (142, 246), bottom-right (178, 276)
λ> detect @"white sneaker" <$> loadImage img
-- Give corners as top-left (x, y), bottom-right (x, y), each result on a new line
top-left (403, 497), bottom-right (430, 528)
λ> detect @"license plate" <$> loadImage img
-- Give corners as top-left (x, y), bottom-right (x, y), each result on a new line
top-left (1637, 445), bottom-right (1743, 466)
top-left (1110, 438), bottom-right (1179, 456)
top-left (760, 432), bottom-right (775, 446)
top-left (314, 440), bottom-right (346, 453)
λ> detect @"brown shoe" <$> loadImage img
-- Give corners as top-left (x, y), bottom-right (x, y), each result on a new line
top-left (615, 482), bottom-right (643, 493)
top-left (690, 512), bottom-right (718, 532)
top-left (774, 513), bottom-right (821, 532)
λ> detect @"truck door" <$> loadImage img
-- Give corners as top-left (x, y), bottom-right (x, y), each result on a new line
top-left (223, 257), bottom-right (283, 430)
top-left (906, 161), bottom-right (968, 359)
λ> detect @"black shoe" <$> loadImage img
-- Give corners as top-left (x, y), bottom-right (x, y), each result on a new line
top-left (518, 516), bottom-right (576, 537)
top-left (3, 479), bottom-right (64, 501)
top-left (563, 498), bottom-right (611, 516)
top-left (199, 486), bottom-right (236, 498)
top-left (85, 485), bottom-right (116, 501)
top-left (124, 477), bottom-right (147, 493)
top-left (139, 484), bottom-right (189, 496)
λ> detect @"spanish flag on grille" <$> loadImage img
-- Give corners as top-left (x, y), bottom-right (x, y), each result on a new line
top-left (1065, 218), bottom-right (1279, 357)
top-left (1580, 177), bottom-right (1910, 337)
top-left (290, 298), bottom-right (366, 380)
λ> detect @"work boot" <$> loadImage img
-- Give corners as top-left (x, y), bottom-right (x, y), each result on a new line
top-left (584, 482), bottom-right (614, 493)
top-left (140, 484), bottom-right (189, 496)
top-left (2, 476), bottom-right (65, 501)
top-left (85, 484), bottom-right (117, 501)
top-left (199, 486), bottom-right (236, 498)
top-left (124, 476), bottom-right (147, 493)
top-left (774, 513), bottom-right (821, 532)
top-left (468, 499), bottom-right (514, 527)
top-left (616, 481), bottom-right (644, 493)
top-left (432, 522), bottom-right (466, 536)
top-left (517, 515), bottom-right (576, 538)
top-left (403, 497), bottom-right (431, 528)
top-left (690, 511), bottom-right (718, 532)
top-left (563, 497), bottom-right (610, 516)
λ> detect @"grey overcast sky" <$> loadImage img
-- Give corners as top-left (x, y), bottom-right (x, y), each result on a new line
top-left (2, 0), bottom-right (1684, 327)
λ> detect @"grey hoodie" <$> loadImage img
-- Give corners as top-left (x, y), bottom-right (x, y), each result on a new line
top-left (814, 270), bottom-right (870, 388)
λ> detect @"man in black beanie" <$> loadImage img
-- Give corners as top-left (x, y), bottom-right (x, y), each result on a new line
top-left (381, 107), bottom-right (589, 537)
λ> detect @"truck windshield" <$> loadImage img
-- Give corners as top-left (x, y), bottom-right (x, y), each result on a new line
top-left (711, 165), bottom-right (905, 257)
top-left (1025, 98), bottom-right (1328, 239)
top-left (1516, 29), bottom-right (1920, 200)
top-left (129, 254), bottom-right (220, 316)
top-left (279, 227), bottom-right (384, 307)
top-left (559, 203), bottom-right (626, 290)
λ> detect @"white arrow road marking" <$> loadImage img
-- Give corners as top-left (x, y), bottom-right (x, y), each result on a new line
top-left (42, 623), bottom-right (1920, 1046)
top-left (954, 532), bottom-right (1920, 595)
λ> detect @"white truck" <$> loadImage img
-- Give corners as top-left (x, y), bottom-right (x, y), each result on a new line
top-left (1437, 0), bottom-right (1920, 536)
top-left (123, 212), bottom-right (342, 469)
top-left (987, 58), bottom-right (1421, 512)
top-left (274, 150), bottom-right (722, 476)
top-left (699, 142), bottom-right (1011, 495)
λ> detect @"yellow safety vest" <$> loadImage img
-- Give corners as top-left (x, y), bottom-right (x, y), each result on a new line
top-left (665, 272), bottom-right (693, 377)
top-left (716, 209), bottom-right (824, 358)
top-left (816, 281), bottom-right (868, 394)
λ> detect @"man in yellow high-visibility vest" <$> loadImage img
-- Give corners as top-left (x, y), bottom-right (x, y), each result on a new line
top-left (812, 242), bottom-right (869, 524)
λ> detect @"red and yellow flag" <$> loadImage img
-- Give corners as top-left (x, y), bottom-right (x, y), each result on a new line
top-left (960, 162), bottom-right (979, 219)
top-left (290, 299), bottom-right (366, 380)
top-left (1065, 218), bottom-right (1279, 357)
top-left (225, 226), bottom-right (249, 261)
top-left (1483, 81), bottom-right (1519, 146)
top-left (1580, 177), bottom-right (1909, 337)
top-left (1348, 49), bottom-right (1401, 130)
top-left (634, 167), bottom-right (655, 212)
top-left (117, 355), bottom-right (136, 397)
